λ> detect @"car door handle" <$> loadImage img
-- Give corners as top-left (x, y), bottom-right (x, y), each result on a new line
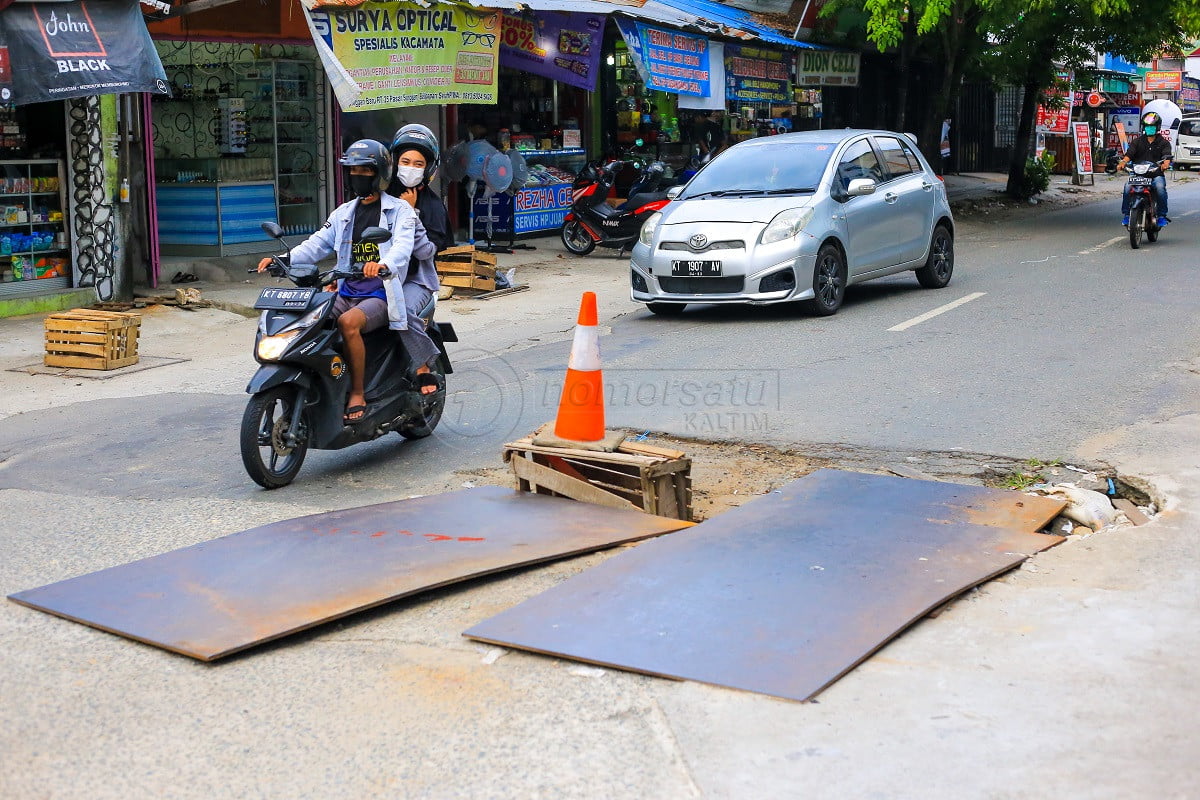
top-left (884, 192), bottom-right (899, 203)
top-left (921, 182), bottom-right (934, 191)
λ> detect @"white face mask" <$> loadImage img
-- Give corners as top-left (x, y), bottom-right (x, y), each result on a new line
top-left (396, 165), bottom-right (424, 188)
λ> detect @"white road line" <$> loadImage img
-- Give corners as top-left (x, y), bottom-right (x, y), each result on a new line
top-left (1181, 210), bottom-right (1198, 217)
top-left (888, 292), bottom-right (986, 332)
top-left (1077, 235), bottom-right (1125, 256)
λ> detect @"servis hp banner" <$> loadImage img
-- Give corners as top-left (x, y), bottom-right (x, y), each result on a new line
top-left (0, 0), bottom-right (168, 105)
top-left (306, 1), bottom-right (500, 110)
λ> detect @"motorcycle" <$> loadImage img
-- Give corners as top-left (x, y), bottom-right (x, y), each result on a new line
top-left (1119, 160), bottom-right (1167, 249)
top-left (240, 222), bottom-right (457, 489)
top-left (560, 160), bottom-right (672, 256)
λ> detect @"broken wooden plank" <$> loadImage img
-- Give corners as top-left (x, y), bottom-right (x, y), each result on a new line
top-left (1112, 498), bottom-right (1150, 526)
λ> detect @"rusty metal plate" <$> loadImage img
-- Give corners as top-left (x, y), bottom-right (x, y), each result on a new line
top-left (8, 486), bottom-right (692, 661)
top-left (465, 469), bottom-right (1065, 702)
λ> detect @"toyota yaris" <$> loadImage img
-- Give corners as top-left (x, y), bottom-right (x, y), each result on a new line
top-left (631, 130), bottom-right (954, 315)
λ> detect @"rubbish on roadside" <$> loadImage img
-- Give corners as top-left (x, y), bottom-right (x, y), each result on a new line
top-left (1112, 498), bottom-right (1151, 526)
top-left (1046, 515), bottom-right (1075, 536)
top-left (437, 285), bottom-right (455, 301)
top-left (504, 428), bottom-right (693, 520)
top-left (1029, 483), bottom-right (1120, 530)
top-left (97, 289), bottom-right (213, 311)
top-left (479, 647), bottom-right (509, 665)
top-left (435, 245), bottom-right (497, 294)
top-left (494, 267), bottom-right (517, 290)
top-left (569, 666), bottom-right (606, 678)
top-left (7, 486), bottom-right (693, 661)
top-left (1072, 525), bottom-right (1093, 536)
top-left (532, 291), bottom-right (626, 452)
top-left (465, 469), bottom-right (1066, 702)
top-left (474, 284), bottom-right (530, 301)
top-left (44, 308), bottom-right (140, 371)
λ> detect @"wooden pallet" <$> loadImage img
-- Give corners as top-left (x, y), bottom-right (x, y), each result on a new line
top-left (44, 308), bottom-right (141, 370)
top-left (436, 245), bottom-right (497, 293)
top-left (503, 433), bottom-right (692, 521)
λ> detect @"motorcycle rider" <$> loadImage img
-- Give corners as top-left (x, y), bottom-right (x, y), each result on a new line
top-left (1117, 111), bottom-right (1172, 227)
top-left (258, 139), bottom-right (439, 424)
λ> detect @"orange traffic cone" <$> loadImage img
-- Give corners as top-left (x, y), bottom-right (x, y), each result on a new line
top-left (534, 292), bottom-right (625, 452)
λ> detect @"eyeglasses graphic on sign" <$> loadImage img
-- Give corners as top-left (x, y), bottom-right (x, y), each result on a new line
top-left (461, 31), bottom-right (496, 48)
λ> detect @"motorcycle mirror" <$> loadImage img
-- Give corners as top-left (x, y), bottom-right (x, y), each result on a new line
top-left (360, 226), bottom-right (392, 245)
top-left (261, 221), bottom-right (285, 239)
top-left (666, 185), bottom-right (684, 200)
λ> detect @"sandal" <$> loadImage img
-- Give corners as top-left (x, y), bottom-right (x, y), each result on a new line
top-left (416, 372), bottom-right (444, 395)
top-left (343, 404), bottom-right (367, 423)
top-left (171, 271), bottom-right (199, 284)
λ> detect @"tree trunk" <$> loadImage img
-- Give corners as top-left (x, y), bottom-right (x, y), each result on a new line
top-left (920, 1), bottom-right (983, 173)
top-left (1006, 83), bottom-right (1040, 197)
top-left (895, 10), bottom-right (917, 133)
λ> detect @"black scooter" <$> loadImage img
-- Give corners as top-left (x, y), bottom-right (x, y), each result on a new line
top-left (560, 160), bottom-right (672, 256)
top-left (240, 222), bottom-right (457, 488)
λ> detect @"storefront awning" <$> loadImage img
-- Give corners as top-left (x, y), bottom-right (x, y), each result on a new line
top-left (0, 0), bottom-right (169, 105)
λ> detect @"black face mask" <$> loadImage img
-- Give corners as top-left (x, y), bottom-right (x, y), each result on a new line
top-left (349, 174), bottom-right (377, 198)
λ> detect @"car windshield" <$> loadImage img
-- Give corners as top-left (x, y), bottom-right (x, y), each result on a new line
top-left (681, 142), bottom-right (837, 199)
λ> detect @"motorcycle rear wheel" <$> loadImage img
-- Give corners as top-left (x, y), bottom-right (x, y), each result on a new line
top-left (561, 220), bottom-right (597, 255)
top-left (240, 385), bottom-right (309, 489)
top-left (398, 366), bottom-right (447, 439)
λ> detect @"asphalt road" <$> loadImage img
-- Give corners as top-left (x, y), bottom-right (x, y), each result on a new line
top-left (2, 184), bottom-right (1198, 798)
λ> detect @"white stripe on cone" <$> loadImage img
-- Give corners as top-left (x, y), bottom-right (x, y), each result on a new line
top-left (568, 324), bottom-right (601, 371)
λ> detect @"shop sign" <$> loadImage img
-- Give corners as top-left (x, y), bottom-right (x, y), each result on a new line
top-left (472, 183), bottom-right (573, 235)
top-left (1143, 70), bottom-right (1182, 92)
top-left (309, 1), bottom-right (499, 110)
top-left (1085, 91), bottom-right (1104, 108)
top-left (614, 17), bottom-right (709, 97)
top-left (725, 44), bottom-right (790, 103)
top-left (1072, 122), bottom-right (1093, 174)
top-left (1179, 77), bottom-right (1200, 113)
top-left (498, 11), bottom-right (605, 92)
top-left (1035, 71), bottom-right (1073, 135)
top-left (795, 49), bottom-right (858, 87)
top-left (0, 0), bottom-right (169, 105)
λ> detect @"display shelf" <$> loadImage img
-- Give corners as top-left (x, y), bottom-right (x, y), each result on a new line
top-left (0, 159), bottom-right (70, 293)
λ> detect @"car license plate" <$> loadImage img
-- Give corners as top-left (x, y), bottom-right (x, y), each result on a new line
top-left (1190, 148), bottom-right (1200, 155)
top-left (1128, 176), bottom-right (1152, 186)
top-left (254, 286), bottom-right (315, 310)
top-left (671, 260), bottom-right (722, 277)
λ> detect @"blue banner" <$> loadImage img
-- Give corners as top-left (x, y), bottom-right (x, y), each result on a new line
top-left (472, 183), bottom-right (573, 235)
top-left (615, 17), bottom-right (709, 97)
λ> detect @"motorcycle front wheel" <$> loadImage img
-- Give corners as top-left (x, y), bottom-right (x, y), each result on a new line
top-left (561, 220), bottom-right (597, 255)
top-left (240, 385), bottom-right (310, 489)
top-left (1129, 205), bottom-right (1145, 249)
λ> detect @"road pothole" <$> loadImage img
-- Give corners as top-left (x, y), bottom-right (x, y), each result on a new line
top-left (452, 431), bottom-right (1157, 533)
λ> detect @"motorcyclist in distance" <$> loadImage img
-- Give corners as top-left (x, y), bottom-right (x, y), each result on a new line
top-left (1117, 111), bottom-right (1172, 228)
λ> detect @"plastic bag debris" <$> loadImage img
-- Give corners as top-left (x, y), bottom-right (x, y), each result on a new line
top-left (494, 268), bottom-right (517, 290)
top-left (1030, 483), bottom-right (1120, 530)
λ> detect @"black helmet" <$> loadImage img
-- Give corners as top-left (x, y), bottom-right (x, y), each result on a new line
top-left (390, 123), bottom-right (441, 182)
top-left (1142, 111), bottom-right (1162, 134)
top-left (339, 139), bottom-right (392, 192)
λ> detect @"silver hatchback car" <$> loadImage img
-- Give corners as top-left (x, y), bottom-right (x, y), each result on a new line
top-left (631, 130), bottom-right (954, 315)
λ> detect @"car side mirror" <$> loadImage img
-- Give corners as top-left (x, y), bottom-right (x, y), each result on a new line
top-left (846, 178), bottom-right (876, 197)
top-left (666, 185), bottom-right (683, 200)
top-left (360, 226), bottom-right (391, 244)
top-left (261, 221), bottom-right (284, 239)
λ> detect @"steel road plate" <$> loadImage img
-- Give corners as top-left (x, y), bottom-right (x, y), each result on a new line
top-left (8, 486), bottom-right (692, 661)
top-left (465, 469), bottom-right (1065, 702)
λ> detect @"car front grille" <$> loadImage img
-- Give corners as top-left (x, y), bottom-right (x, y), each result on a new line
top-left (658, 276), bottom-right (744, 294)
top-left (659, 240), bottom-right (744, 252)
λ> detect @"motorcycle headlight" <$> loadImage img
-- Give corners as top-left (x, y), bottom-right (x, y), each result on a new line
top-left (1132, 163), bottom-right (1150, 175)
top-left (257, 329), bottom-right (301, 361)
top-left (639, 211), bottom-right (663, 246)
top-left (759, 207), bottom-right (814, 245)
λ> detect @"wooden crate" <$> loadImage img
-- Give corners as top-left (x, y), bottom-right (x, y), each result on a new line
top-left (503, 433), bottom-right (692, 521)
top-left (44, 308), bottom-right (141, 370)
top-left (436, 245), bottom-right (496, 293)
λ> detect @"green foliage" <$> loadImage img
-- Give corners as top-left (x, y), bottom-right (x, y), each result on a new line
top-left (1019, 152), bottom-right (1056, 199)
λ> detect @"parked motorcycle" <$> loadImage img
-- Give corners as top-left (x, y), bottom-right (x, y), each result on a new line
top-left (240, 222), bottom-right (457, 488)
top-left (1119, 161), bottom-right (1166, 249)
top-left (560, 160), bottom-right (672, 256)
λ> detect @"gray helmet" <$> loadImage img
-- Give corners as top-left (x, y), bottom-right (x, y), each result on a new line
top-left (339, 139), bottom-right (392, 192)
top-left (390, 123), bottom-right (441, 182)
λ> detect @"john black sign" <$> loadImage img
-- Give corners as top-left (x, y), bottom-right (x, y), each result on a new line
top-left (0, 0), bottom-right (168, 105)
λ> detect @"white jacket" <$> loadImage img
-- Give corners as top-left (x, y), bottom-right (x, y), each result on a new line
top-left (287, 193), bottom-right (436, 328)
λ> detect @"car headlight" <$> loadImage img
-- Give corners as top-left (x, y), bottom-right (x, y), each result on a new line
top-left (759, 207), bottom-right (814, 245)
top-left (639, 211), bottom-right (663, 246)
top-left (257, 329), bottom-right (301, 361)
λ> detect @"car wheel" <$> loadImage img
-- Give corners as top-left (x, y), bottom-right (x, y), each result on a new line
top-left (804, 244), bottom-right (846, 316)
top-left (647, 302), bottom-right (687, 316)
top-left (915, 224), bottom-right (954, 288)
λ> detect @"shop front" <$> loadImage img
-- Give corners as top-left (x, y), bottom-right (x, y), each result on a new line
top-left (0, 0), bottom-right (168, 307)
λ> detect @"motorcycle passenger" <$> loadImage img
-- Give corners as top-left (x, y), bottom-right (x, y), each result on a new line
top-left (258, 139), bottom-right (439, 424)
top-left (1118, 111), bottom-right (1172, 227)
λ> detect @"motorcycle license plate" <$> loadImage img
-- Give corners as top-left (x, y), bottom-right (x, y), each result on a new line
top-left (254, 286), bottom-right (315, 310)
top-left (1128, 176), bottom-right (1152, 186)
top-left (671, 260), bottom-right (722, 277)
